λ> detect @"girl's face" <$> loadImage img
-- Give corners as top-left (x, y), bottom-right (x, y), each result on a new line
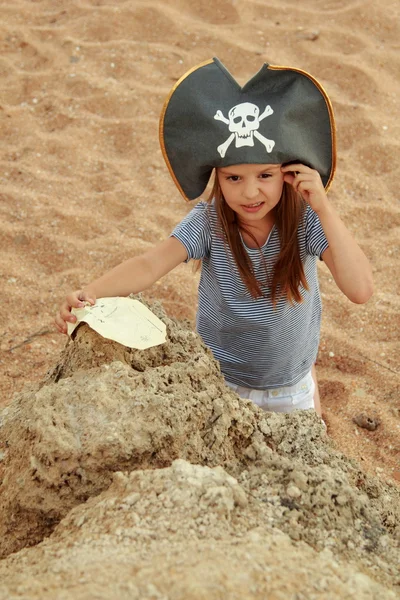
top-left (216, 163), bottom-right (284, 227)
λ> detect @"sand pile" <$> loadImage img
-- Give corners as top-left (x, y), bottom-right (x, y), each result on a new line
top-left (0, 460), bottom-right (398, 600)
top-left (0, 302), bottom-right (399, 598)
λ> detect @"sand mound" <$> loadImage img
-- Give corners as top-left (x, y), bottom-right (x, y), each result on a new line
top-left (0, 460), bottom-right (398, 600)
top-left (0, 302), bottom-right (399, 598)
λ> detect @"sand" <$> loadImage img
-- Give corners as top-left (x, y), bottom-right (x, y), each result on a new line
top-left (0, 308), bottom-right (399, 597)
top-left (2, 0), bottom-right (399, 482)
top-left (0, 0), bottom-right (399, 594)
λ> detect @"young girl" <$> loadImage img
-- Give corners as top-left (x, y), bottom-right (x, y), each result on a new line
top-left (55, 58), bottom-right (373, 418)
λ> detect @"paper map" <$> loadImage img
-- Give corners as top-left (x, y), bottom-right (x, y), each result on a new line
top-left (67, 297), bottom-right (167, 349)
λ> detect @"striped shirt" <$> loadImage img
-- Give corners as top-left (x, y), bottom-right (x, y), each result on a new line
top-left (171, 201), bottom-right (329, 389)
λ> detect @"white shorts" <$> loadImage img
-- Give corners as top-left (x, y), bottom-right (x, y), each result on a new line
top-left (225, 371), bottom-right (315, 413)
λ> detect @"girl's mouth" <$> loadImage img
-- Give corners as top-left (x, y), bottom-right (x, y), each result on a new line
top-left (242, 201), bottom-right (264, 213)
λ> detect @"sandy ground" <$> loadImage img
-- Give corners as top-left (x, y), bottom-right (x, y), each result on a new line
top-left (0, 313), bottom-right (399, 597)
top-left (0, 0), bottom-right (399, 493)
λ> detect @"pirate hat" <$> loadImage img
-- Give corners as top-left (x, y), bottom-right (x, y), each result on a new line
top-left (159, 57), bottom-right (336, 201)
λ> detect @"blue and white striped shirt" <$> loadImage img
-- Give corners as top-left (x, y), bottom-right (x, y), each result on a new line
top-left (172, 201), bottom-right (329, 389)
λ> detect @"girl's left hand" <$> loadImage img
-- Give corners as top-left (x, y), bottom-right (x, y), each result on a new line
top-left (281, 164), bottom-right (328, 213)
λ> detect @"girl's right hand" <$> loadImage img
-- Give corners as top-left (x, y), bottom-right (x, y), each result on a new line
top-left (55, 289), bottom-right (96, 334)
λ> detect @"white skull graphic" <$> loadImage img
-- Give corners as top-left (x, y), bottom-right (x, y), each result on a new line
top-left (214, 102), bottom-right (275, 158)
top-left (228, 102), bottom-right (260, 147)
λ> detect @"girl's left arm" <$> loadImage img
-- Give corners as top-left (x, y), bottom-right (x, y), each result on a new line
top-left (316, 205), bottom-right (374, 304)
top-left (282, 164), bottom-right (374, 304)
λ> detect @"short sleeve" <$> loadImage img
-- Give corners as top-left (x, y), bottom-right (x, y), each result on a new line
top-left (305, 206), bottom-right (329, 259)
top-left (170, 201), bottom-right (212, 261)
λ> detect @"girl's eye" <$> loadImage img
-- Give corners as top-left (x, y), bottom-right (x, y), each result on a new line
top-left (260, 173), bottom-right (272, 179)
top-left (227, 175), bottom-right (240, 182)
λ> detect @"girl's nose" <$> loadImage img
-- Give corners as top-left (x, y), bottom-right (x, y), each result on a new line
top-left (243, 181), bottom-right (259, 199)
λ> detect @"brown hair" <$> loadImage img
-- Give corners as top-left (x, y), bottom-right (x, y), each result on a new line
top-left (207, 173), bottom-right (308, 305)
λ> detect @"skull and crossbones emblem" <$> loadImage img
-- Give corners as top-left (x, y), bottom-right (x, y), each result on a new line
top-left (214, 102), bottom-right (275, 158)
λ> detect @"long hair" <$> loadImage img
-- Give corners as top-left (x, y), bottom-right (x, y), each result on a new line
top-left (207, 173), bottom-right (309, 305)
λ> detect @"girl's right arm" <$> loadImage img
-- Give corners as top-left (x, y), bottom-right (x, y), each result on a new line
top-left (55, 236), bottom-right (188, 334)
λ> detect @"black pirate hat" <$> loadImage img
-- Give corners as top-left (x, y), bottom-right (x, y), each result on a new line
top-left (159, 57), bottom-right (336, 201)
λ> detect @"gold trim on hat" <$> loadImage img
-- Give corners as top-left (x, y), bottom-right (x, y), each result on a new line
top-left (159, 59), bottom-right (214, 202)
top-left (268, 64), bottom-right (337, 192)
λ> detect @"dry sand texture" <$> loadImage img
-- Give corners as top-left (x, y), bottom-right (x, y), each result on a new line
top-left (0, 0), bottom-right (399, 594)
top-left (0, 307), bottom-right (399, 598)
